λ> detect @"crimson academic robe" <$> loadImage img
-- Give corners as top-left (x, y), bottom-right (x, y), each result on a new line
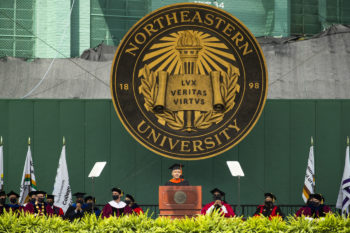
top-left (201, 201), bottom-right (235, 218)
top-left (131, 203), bottom-right (144, 215)
top-left (165, 179), bottom-right (190, 186)
top-left (24, 202), bottom-right (54, 216)
top-left (296, 205), bottom-right (331, 218)
top-left (253, 205), bottom-right (284, 219)
top-left (101, 201), bottom-right (132, 218)
top-left (52, 205), bottom-right (64, 217)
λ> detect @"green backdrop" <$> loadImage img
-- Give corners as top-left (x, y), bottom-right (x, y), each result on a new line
top-left (0, 99), bottom-right (348, 206)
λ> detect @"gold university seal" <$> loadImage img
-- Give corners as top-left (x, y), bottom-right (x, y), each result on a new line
top-left (111, 3), bottom-right (267, 160)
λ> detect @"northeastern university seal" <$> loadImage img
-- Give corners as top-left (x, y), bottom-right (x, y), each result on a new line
top-left (111, 3), bottom-right (267, 160)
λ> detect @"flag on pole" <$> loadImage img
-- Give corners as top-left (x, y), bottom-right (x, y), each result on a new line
top-left (302, 137), bottom-right (315, 203)
top-left (0, 136), bottom-right (4, 190)
top-left (19, 138), bottom-right (37, 204)
top-left (52, 137), bottom-right (72, 213)
top-left (336, 137), bottom-right (350, 214)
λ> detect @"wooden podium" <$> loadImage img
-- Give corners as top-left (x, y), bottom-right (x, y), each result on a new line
top-left (159, 186), bottom-right (202, 218)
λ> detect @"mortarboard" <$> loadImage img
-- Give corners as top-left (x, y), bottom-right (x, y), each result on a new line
top-left (111, 188), bottom-right (123, 195)
top-left (125, 194), bottom-right (135, 202)
top-left (169, 163), bottom-right (184, 170)
top-left (210, 188), bottom-right (225, 196)
top-left (0, 190), bottom-right (6, 196)
top-left (7, 191), bottom-right (19, 198)
top-left (47, 195), bottom-right (55, 200)
top-left (264, 193), bottom-right (276, 201)
top-left (28, 191), bottom-right (37, 197)
top-left (35, 190), bottom-right (47, 195)
top-left (73, 192), bottom-right (86, 198)
top-left (309, 193), bottom-right (322, 201)
top-left (84, 196), bottom-right (96, 202)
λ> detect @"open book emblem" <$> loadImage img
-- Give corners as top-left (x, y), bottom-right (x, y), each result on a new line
top-left (139, 31), bottom-right (240, 132)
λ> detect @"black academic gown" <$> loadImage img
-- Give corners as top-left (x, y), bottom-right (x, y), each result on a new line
top-left (165, 179), bottom-right (190, 186)
top-left (64, 203), bottom-right (87, 221)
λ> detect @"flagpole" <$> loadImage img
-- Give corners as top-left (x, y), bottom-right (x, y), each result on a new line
top-left (346, 136), bottom-right (349, 216)
top-left (0, 136), bottom-right (3, 191)
top-left (311, 136), bottom-right (315, 193)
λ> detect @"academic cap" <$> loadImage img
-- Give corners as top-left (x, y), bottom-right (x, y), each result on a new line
top-left (35, 190), bottom-right (47, 195)
top-left (264, 193), bottom-right (276, 201)
top-left (84, 196), bottom-right (96, 203)
top-left (7, 191), bottom-right (19, 198)
top-left (309, 193), bottom-right (323, 201)
top-left (47, 195), bottom-right (55, 200)
top-left (210, 188), bottom-right (225, 196)
top-left (73, 192), bottom-right (86, 198)
top-left (169, 163), bottom-right (184, 170)
top-left (0, 190), bottom-right (6, 196)
top-left (28, 191), bottom-right (37, 196)
top-left (125, 194), bottom-right (135, 202)
top-left (111, 188), bottom-right (123, 194)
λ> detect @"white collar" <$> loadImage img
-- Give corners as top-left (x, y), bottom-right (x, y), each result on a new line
top-left (108, 201), bottom-right (126, 208)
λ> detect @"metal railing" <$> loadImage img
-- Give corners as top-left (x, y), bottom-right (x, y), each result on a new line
top-left (96, 204), bottom-right (338, 218)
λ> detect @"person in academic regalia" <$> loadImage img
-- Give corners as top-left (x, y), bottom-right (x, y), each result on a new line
top-left (201, 188), bottom-right (235, 217)
top-left (0, 191), bottom-right (8, 215)
top-left (46, 195), bottom-right (64, 217)
top-left (165, 163), bottom-right (190, 186)
top-left (64, 192), bottom-right (88, 221)
top-left (24, 191), bottom-right (54, 216)
top-left (296, 193), bottom-right (331, 218)
top-left (84, 196), bottom-right (101, 217)
top-left (125, 194), bottom-right (144, 215)
top-left (25, 191), bottom-right (37, 206)
top-left (253, 193), bottom-right (284, 219)
top-left (6, 191), bottom-right (23, 213)
top-left (101, 188), bottom-right (132, 218)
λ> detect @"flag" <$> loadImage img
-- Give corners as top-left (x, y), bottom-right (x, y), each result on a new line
top-left (302, 137), bottom-right (315, 203)
top-left (0, 136), bottom-right (3, 190)
top-left (19, 140), bottom-right (37, 204)
top-left (52, 140), bottom-right (72, 213)
top-left (336, 138), bottom-right (350, 214)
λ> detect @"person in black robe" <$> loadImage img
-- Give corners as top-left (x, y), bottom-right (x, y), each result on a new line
top-left (165, 163), bottom-right (189, 186)
top-left (64, 192), bottom-right (88, 221)
top-left (125, 194), bottom-right (144, 215)
top-left (0, 190), bottom-right (8, 215)
top-left (46, 195), bottom-right (64, 217)
top-left (253, 193), bottom-right (284, 219)
top-left (84, 196), bottom-right (101, 217)
top-left (6, 191), bottom-right (23, 213)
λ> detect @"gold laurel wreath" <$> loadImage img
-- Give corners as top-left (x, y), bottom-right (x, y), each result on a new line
top-left (139, 65), bottom-right (184, 130)
top-left (139, 65), bottom-right (239, 130)
top-left (193, 65), bottom-right (240, 129)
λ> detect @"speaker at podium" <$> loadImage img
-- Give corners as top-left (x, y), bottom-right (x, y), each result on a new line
top-left (158, 186), bottom-right (202, 218)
